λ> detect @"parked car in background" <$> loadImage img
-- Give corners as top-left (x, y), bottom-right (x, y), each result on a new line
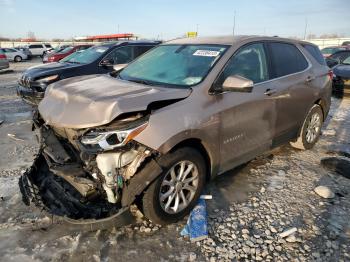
top-left (42, 45), bottom-right (72, 62)
top-left (19, 36), bottom-right (331, 225)
top-left (15, 47), bottom-right (32, 59)
top-left (326, 50), bottom-right (350, 68)
top-left (17, 41), bottom-right (160, 105)
top-left (332, 56), bottom-right (350, 96)
top-left (321, 46), bottom-right (349, 58)
top-left (0, 49), bottom-right (10, 70)
top-left (342, 41), bottom-right (350, 46)
top-left (43, 44), bottom-right (92, 63)
top-left (43, 44), bottom-right (71, 56)
top-left (0, 48), bottom-right (28, 62)
top-left (26, 43), bottom-right (53, 57)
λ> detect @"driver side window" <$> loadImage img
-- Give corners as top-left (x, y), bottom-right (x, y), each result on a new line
top-left (105, 46), bottom-right (133, 65)
top-left (215, 43), bottom-right (269, 88)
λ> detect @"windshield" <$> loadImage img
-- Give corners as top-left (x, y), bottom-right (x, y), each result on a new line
top-left (57, 46), bottom-right (74, 54)
top-left (60, 46), bottom-right (109, 64)
top-left (119, 44), bottom-right (228, 87)
top-left (343, 56), bottom-right (350, 65)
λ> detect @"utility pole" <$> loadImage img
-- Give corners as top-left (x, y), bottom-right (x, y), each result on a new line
top-left (233, 10), bottom-right (236, 36)
top-left (303, 18), bottom-right (308, 40)
top-left (117, 24), bottom-right (120, 34)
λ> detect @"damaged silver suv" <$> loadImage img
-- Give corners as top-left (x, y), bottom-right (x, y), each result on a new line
top-left (19, 36), bottom-right (331, 225)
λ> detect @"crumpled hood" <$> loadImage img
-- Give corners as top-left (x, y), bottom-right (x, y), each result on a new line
top-left (333, 64), bottom-right (350, 78)
top-left (38, 74), bottom-right (191, 129)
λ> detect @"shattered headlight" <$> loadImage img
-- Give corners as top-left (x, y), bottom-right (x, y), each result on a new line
top-left (80, 122), bottom-right (148, 150)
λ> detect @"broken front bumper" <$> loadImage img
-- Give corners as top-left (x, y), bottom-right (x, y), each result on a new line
top-left (16, 84), bottom-right (44, 106)
top-left (18, 121), bottom-right (164, 222)
top-left (18, 155), bottom-right (42, 207)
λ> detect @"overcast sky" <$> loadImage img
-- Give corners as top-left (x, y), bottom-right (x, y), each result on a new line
top-left (1, 0), bottom-right (349, 40)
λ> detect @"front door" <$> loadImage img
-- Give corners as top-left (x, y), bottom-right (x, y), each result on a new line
top-left (214, 42), bottom-right (277, 173)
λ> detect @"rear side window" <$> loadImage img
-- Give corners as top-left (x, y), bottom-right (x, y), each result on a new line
top-left (302, 44), bottom-right (326, 65)
top-left (269, 42), bottom-right (308, 78)
top-left (45, 44), bottom-right (52, 48)
top-left (29, 45), bottom-right (43, 48)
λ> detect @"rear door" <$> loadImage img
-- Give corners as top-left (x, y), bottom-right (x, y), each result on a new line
top-left (265, 41), bottom-right (312, 144)
top-left (216, 42), bottom-right (277, 172)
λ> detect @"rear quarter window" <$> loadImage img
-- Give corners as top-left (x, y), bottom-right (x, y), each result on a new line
top-left (302, 44), bottom-right (326, 65)
top-left (269, 42), bottom-right (308, 78)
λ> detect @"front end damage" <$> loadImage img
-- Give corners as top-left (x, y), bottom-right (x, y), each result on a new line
top-left (19, 111), bottom-right (163, 220)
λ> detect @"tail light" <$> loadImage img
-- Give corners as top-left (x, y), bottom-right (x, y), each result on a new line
top-left (328, 70), bottom-right (333, 80)
top-left (0, 54), bottom-right (6, 59)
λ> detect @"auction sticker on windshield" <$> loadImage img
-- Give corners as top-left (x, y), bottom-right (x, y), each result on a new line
top-left (193, 50), bottom-right (220, 57)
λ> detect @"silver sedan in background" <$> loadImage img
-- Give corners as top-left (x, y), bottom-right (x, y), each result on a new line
top-left (0, 48), bottom-right (28, 62)
top-left (0, 49), bottom-right (10, 70)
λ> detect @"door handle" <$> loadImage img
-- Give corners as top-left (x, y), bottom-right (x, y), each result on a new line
top-left (264, 88), bottom-right (277, 96)
top-left (306, 75), bottom-right (315, 82)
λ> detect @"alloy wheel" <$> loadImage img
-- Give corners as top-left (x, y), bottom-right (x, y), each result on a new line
top-left (305, 112), bottom-right (321, 143)
top-left (159, 160), bottom-right (199, 214)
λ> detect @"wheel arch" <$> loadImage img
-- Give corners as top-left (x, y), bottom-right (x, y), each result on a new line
top-left (167, 138), bottom-right (215, 182)
top-left (314, 98), bottom-right (327, 120)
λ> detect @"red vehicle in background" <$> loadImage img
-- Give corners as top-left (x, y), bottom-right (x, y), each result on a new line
top-left (44, 45), bottom-right (93, 63)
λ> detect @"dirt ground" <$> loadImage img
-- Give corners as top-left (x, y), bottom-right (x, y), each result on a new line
top-left (0, 60), bottom-right (349, 262)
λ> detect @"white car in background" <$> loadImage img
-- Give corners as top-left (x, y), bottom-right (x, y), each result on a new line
top-left (0, 48), bottom-right (27, 62)
top-left (26, 43), bottom-right (53, 57)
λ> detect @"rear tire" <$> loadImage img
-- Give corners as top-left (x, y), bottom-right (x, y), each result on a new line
top-left (290, 104), bottom-right (323, 150)
top-left (14, 56), bottom-right (22, 62)
top-left (142, 147), bottom-right (206, 225)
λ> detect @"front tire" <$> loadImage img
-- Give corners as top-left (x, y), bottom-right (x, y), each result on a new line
top-left (142, 147), bottom-right (206, 225)
top-left (14, 56), bottom-right (22, 62)
top-left (290, 104), bottom-right (323, 150)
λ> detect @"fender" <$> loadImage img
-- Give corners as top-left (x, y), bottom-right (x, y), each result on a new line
top-left (121, 158), bottom-right (163, 206)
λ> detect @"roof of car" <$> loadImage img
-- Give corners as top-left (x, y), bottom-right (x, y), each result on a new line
top-left (164, 35), bottom-right (311, 46)
top-left (98, 40), bottom-right (161, 48)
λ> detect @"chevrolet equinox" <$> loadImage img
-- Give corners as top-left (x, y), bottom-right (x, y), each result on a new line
top-left (19, 36), bottom-right (331, 225)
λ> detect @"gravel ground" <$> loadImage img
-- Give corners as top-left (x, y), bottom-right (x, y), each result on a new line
top-left (0, 60), bottom-right (349, 262)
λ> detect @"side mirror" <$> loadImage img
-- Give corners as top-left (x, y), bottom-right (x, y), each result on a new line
top-left (222, 75), bottom-right (254, 93)
top-left (112, 63), bottom-right (128, 72)
top-left (100, 58), bottom-right (114, 68)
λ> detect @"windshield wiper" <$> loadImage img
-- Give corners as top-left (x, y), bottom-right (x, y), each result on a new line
top-left (128, 79), bottom-right (154, 86)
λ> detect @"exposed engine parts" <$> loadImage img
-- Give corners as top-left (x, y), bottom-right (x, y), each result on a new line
top-left (19, 112), bottom-right (160, 220)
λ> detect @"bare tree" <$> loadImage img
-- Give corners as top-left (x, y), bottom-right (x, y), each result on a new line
top-left (319, 33), bottom-right (340, 39)
top-left (307, 34), bottom-right (317, 40)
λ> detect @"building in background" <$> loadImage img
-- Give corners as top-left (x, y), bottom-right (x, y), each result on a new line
top-left (74, 33), bottom-right (136, 42)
